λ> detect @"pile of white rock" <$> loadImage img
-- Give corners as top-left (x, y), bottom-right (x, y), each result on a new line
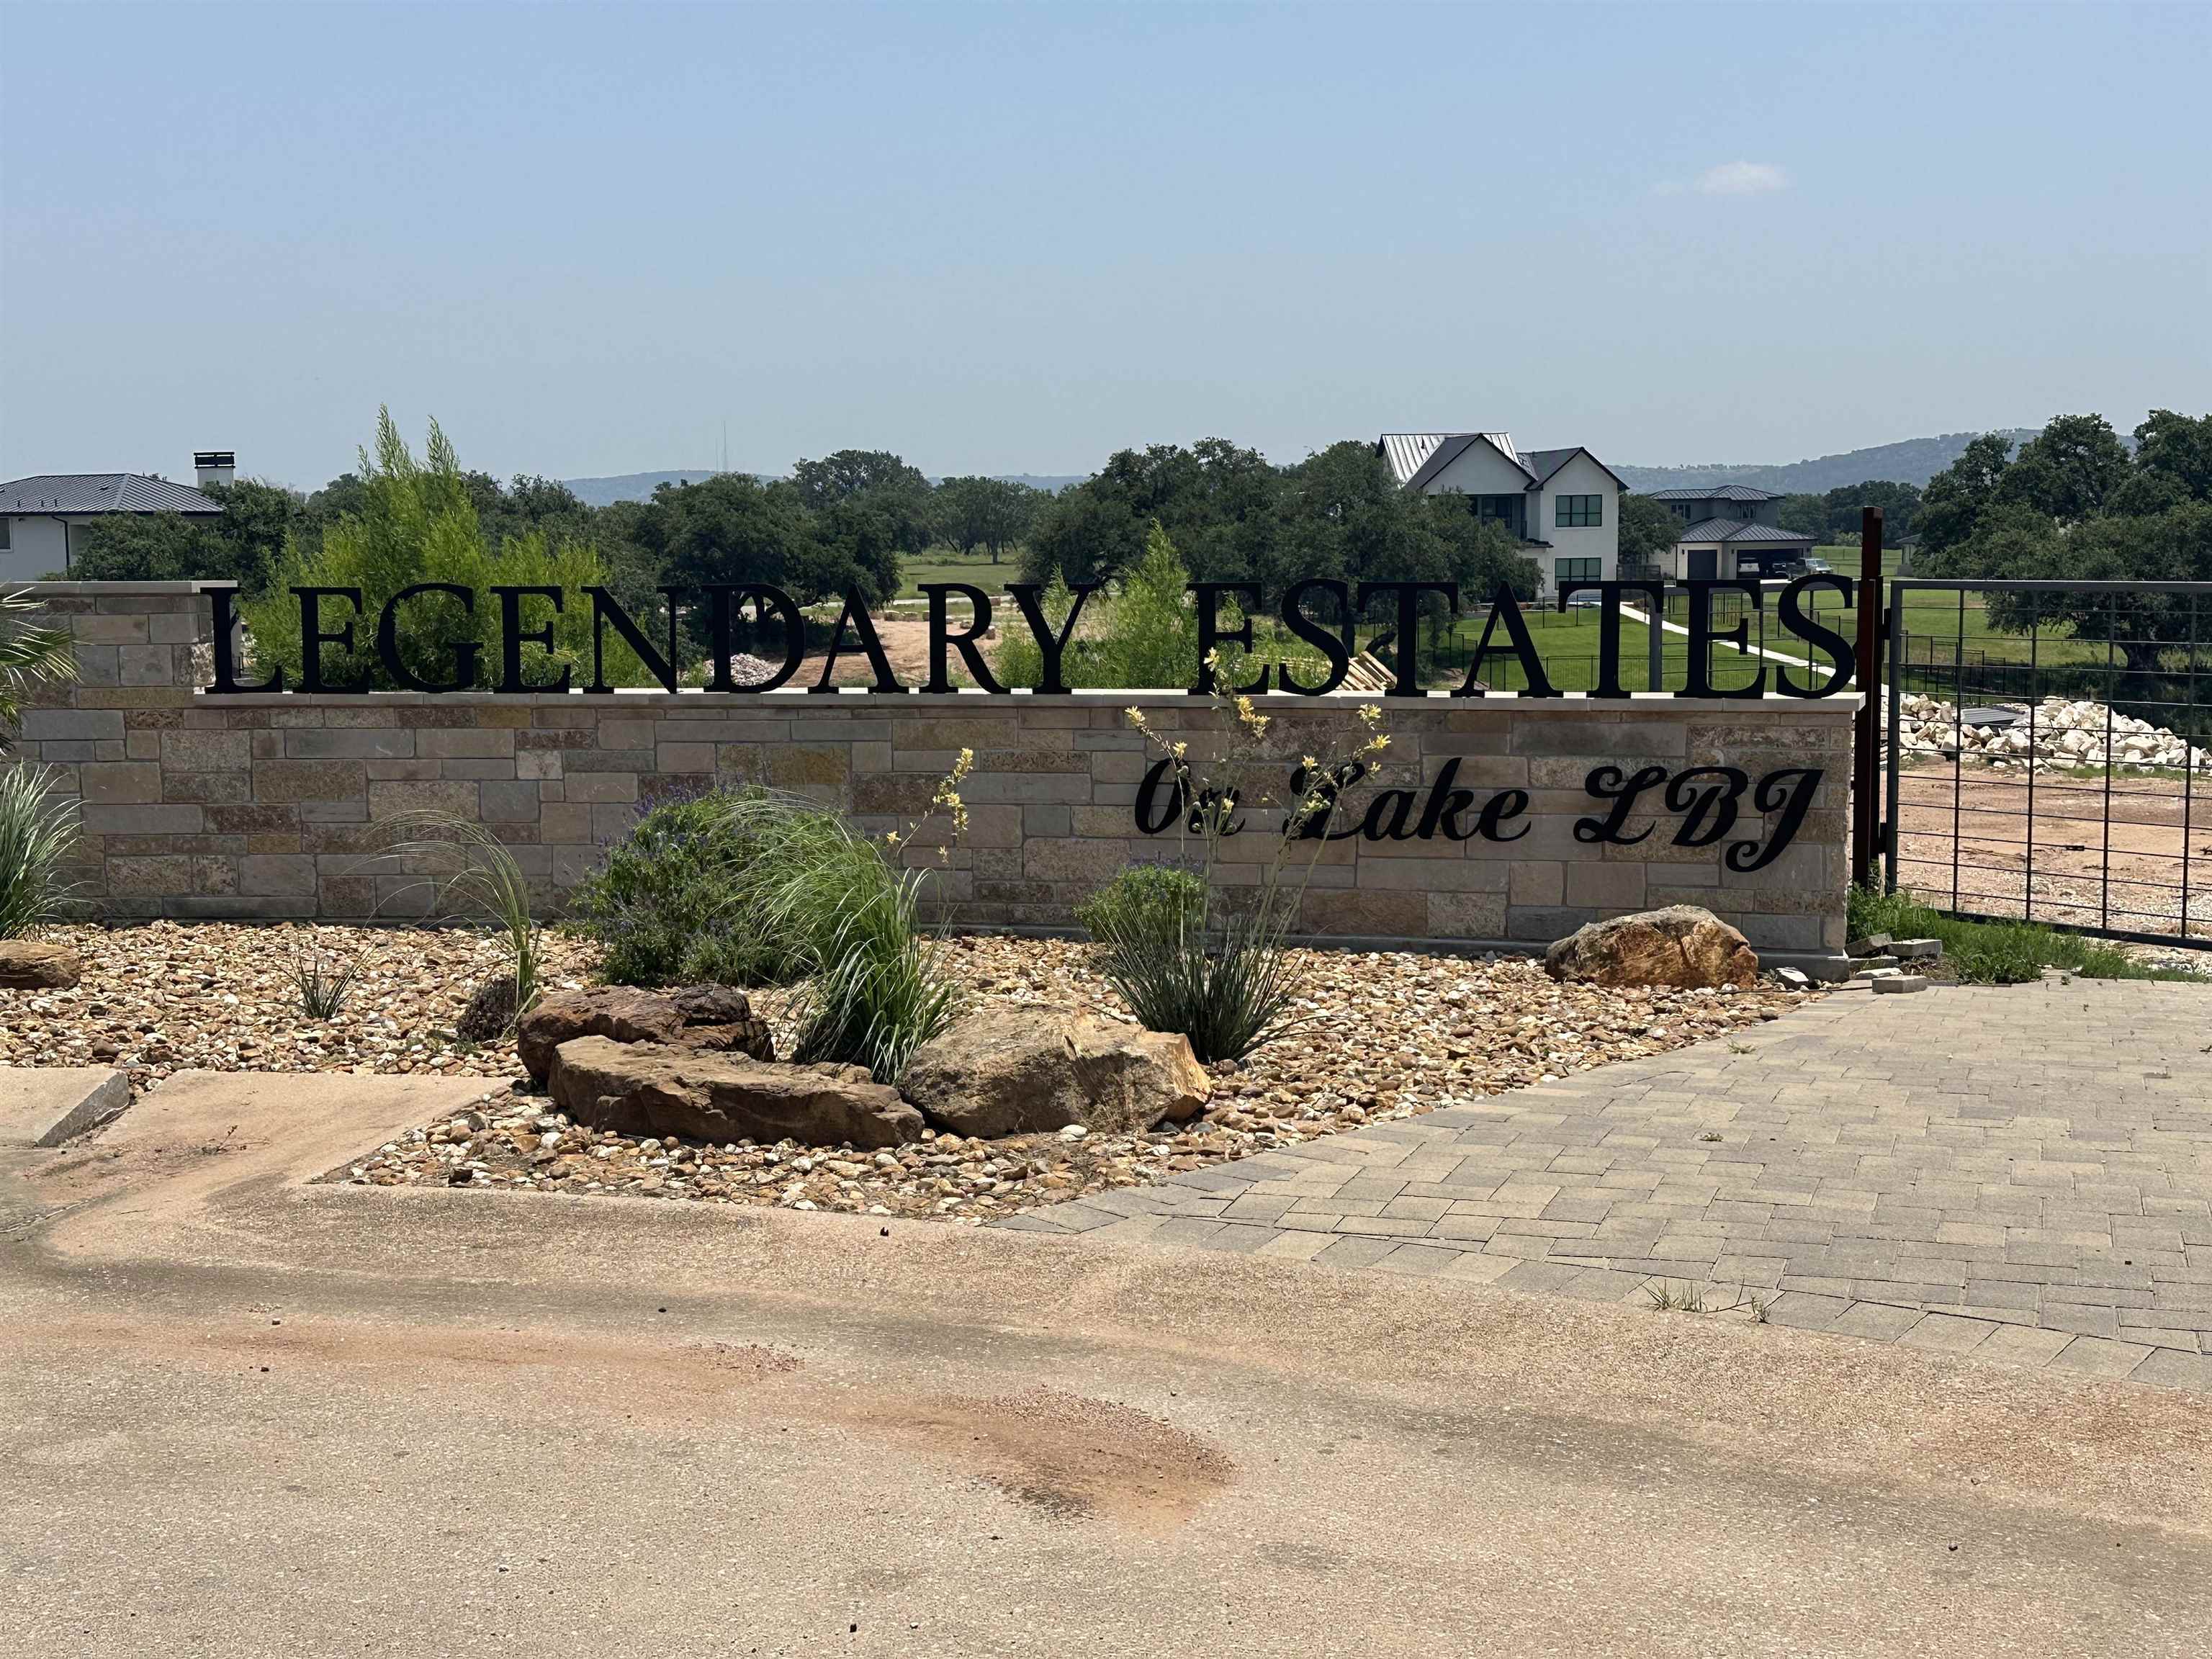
top-left (1888, 693), bottom-right (2212, 773)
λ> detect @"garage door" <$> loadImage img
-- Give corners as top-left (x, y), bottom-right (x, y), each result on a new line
top-left (1689, 549), bottom-right (1718, 580)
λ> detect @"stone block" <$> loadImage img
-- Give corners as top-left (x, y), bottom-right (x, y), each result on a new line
top-left (106, 855), bottom-right (197, 896)
top-left (80, 804), bottom-right (204, 836)
top-left (1428, 890), bottom-right (1508, 938)
top-left (366, 780), bottom-right (480, 819)
top-left (1565, 863), bottom-right (1648, 909)
top-left (118, 644), bottom-right (179, 685)
top-left (563, 773), bottom-right (638, 804)
top-left (21, 709), bottom-right (124, 742)
top-left (161, 770), bottom-right (253, 805)
top-left (78, 762), bottom-right (163, 804)
top-left (1506, 904), bottom-right (1590, 943)
top-left (160, 729), bottom-right (253, 770)
top-left (479, 781), bottom-right (542, 822)
top-left (285, 728), bottom-right (416, 759)
top-left (535, 802), bottom-right (594, 846)
top-left (255, 760), bottom-right (367, 803)
top-left (764, 745), bottom-right (850, 786)
top-left (417, 728), bottom-right (515, 758)
top-left (240, 855), bottom-right (319, 896)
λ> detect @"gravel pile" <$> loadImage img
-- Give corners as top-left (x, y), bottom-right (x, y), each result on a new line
top-left (1890, 693), bottom-right (2212, 773)
top-left (330, 934), bottom-right (1814, 1222)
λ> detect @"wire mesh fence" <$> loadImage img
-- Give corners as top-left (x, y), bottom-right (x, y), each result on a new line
top-left (1880, 581), bottom-right (2212, 948)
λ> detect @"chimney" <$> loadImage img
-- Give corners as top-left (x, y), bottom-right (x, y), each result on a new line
top-left (194, 450), bottom-right (235, 490)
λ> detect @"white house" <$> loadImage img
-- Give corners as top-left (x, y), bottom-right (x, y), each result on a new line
top-left (0, 452), bottom-right (232, 585)
top-left (1377, 432), bottom-right (1622, 598)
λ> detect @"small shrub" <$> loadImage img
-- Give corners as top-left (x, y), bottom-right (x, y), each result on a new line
top-left (567, 788), bottom-right (796, 988)
top-left (0, 763), bottom-right (80, 938)
top-left (1076, 864), bottom-right (1205, 953)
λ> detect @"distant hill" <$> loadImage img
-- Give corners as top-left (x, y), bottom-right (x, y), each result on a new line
top-left (562, 469), bottom-right (1082, 506)
top-left (1615, 431), bottom-right (2040, 495)
top-left (562, 469), bottom-right (745, 507)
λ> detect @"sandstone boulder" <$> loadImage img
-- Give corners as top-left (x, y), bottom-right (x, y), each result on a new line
top-left (1542, 905), bottom-right (1758, 991)
top-left (899, 1007), bottom-right (1210, 1138)
top-left (0, 940), bottom-right (81, 992)
top-left (516, 984), bottom-right (773, 1082)
top-left (547, 1035), bottom-right (922, 1148)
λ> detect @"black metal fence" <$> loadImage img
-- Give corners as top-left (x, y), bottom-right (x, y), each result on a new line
top-left (1880, 580), bottom-right (2212, 948)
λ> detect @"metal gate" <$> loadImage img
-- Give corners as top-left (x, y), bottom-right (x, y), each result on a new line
top-left (1879, 579), bottom-right (2212, 948)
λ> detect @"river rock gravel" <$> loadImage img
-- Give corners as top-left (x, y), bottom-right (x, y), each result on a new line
top-left (316, 932), bottom-right (1814, 1223)
top-left (1, 922), bottom-right (1813, 1223)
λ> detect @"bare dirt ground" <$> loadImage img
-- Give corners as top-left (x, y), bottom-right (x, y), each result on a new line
top-left (1891, 759), bottom-right (2212, 939)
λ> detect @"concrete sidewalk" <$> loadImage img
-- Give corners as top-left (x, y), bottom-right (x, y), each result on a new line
top-left (1007, 978), bottom-right (2212, 1390)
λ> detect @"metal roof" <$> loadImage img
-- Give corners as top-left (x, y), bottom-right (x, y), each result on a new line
top-left (1642, 483), bottom-right (1785, 503)
top-left (1674, 517), bottom-right (1815, 544)
top-left (1377, 431), bottom-right (1531, 491)
top-left (1377, 433), bottom-right (1447, 486)
top-left (0, 474), bottom-right (225, 515)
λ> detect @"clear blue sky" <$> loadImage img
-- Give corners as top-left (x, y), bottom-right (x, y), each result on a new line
top-left (4, 1), bottom-right (2207, 490)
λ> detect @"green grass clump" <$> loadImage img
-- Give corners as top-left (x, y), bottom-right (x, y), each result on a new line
top-left (1847, 885), bottom-right (2203, 985)
top-left (713, 791), bottom-right (961, 1081)
top-left (0, 763), bottom-right (81, 938)
top-left (1078, 861), bottom-right (1309, 1064)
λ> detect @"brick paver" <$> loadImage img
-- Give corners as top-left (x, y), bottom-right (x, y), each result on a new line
top-left (1006, 977), bottom-right (2212, 1390)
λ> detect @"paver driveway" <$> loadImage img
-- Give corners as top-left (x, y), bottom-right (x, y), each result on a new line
top-left (1005, 976), bottom-right (2212, 1390)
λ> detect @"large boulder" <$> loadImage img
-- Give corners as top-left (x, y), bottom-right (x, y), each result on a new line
top-left (547, 1035), bottom-right (923, 1148)
top-left (516, 984), bottom-right (773, 1082)
top-left (1543, 905), bottom-right (1758, 990)
top-left (0, 940), bottom-right (81, 992)
top-left (899, 1008), bottom-right (1210, 1138)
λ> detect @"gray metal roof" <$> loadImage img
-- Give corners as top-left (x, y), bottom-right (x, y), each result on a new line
top-left (0, 473), bottom-right (224, 515)
top-left (1642, 483), bottom-right (1785, 503)
top-left (1675, 517), bottom-right (1815, 544)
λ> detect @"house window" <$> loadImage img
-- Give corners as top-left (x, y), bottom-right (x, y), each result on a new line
top-left (0, 518), bottom-right (10, 551)
top-left (1555, 557), bottom-right (1601, 585)
top-left (1556, 494), bottom-right (1602, 528)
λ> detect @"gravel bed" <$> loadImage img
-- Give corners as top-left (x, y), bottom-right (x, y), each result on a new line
top-left (1, 922), bottom-right (1815, 1223)
top-left (0, 921), bottom-right (604, 1086)
top-left (325, 933), bottom-right (1816, 1223)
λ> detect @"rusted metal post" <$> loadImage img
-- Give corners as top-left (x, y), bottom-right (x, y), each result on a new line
top-left (1851, 506), bottom-right (1885, 888)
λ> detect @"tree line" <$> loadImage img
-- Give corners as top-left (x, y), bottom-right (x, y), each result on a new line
top-left (68, 420), bottom-right (1548, 632)
top-left (1913, 410), bottom-right (2212, 672)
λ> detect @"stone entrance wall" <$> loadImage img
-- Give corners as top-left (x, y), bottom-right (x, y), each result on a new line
top-left (9, 583), bottom-right (1853, 958)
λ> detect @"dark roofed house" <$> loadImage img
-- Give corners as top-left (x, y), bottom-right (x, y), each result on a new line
top-left (1640, 484), bottom-right (1815, 580)
top-left (0, 454), bottom-right (231, 583)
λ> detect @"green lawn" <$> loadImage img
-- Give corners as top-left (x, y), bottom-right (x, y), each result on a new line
top-left (894, 546), bottom-right (1018, 601)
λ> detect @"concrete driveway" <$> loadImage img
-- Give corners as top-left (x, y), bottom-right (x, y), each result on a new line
top-left (3, 1065), bottom-right (2209, 1657)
